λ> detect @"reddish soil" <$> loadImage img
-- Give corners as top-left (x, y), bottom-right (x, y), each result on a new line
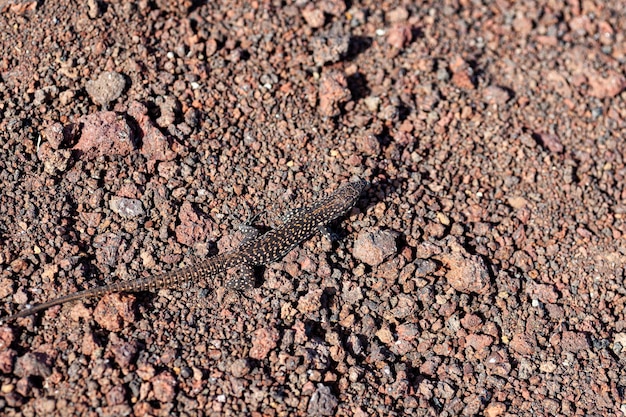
top-left (0, 0), bottom-right (625, 416)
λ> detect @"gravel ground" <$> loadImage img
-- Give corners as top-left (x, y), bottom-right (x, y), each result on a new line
top-left (1, 0), bottom-right (625, 416)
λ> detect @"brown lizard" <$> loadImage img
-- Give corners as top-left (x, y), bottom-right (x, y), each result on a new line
top-left (2, 178), bottom-right (367, 323)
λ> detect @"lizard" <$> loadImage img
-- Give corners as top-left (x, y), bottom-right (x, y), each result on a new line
top-left (1, 177), bottom-right (367, 323)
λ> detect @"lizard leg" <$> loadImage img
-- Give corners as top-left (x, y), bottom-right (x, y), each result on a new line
top-left (243, 206), bottom-right (264, 226)
top-left (226, 264), bottom-right (256, 291)
top-left (318, 225), bottom-right (335, 241)
top-left (238, 206), bottom-right (263, 245)
top-left (238, 224), bottom-right (261, 245)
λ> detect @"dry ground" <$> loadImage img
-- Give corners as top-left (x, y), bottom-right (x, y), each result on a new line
top-left (0, 0), bottom-right (625, 416)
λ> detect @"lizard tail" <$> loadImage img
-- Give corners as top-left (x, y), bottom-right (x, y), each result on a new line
top-left (1, 275), bottom-right (157, 323)
top-left (1, 255), bottom-right (232, 324)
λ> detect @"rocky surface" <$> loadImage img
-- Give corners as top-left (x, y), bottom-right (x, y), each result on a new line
top-left (0, 0), bottom-right (625, 415)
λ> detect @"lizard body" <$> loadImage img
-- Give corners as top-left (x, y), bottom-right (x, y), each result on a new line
top-left (2, 178), bottom-right (366, 323)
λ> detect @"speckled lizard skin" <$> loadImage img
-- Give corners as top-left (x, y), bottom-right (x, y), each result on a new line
top-left (2, 178), bottom-right (366, 323)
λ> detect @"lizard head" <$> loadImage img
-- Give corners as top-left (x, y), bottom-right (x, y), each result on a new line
top-left (316, 177), bottom-right (367, 221)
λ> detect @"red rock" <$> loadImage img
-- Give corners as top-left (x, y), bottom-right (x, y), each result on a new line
top-left (569, 15), bottom-right (591, 34)
top-left (79, 212), bottom-right (103, 231)
top-left (525, 282), bottom-right (558, 303)
top-left (375, 325), bottom-right (394, 345)
top-left (81, 330), bottom-right (100, 357)
top-left (128, 101), bottom-right (177, 167)
top-left (106, 385), bottom-right (127, 406)
top-left (464, 334), bottom-right (493, 351)
top-left (249, 327), bottom-right (280, 360)
top-left (0, 348), bottom-right (16, 373)
top-left (319, 0), bottom-right (345, 16)
top-left (452, 69), bottom-right (475, 89)
top-left (109, 196), bottom-right (145, 218)
top-left (419, 357), bottom-right (441, 377)
top-left (151, 371), bottom-right (177, 403)
top-left (482, 85), bottom-right (510, 105)
top-left (117, 183), bottom-right (141, 199)
top-left (397, 323), bottom-right (419, 341)
top-left (85, 71), bottom-right (126, 108)
top-left (311, 35), bottom-right (349, 66)
top-left (230, 358), bottom-right (251, 378)
top-left (307, 384), bottom-right (338, 416)
top-left (38, 142), bottom-right (72, 175)
top-left (133, 402), bottom-right (155, 417)
top-left (175, 201), bottom-right (215, 246)
top-left (485, 350), bottom-right (511, 377)
top-left (0, 278), bottom-right (13, 300)
top-left (110, 340), bottom-right (138, 369)
top-left (387, 25), bottom-right (413, 49)
top-left (545, 303), bottom-right (564, 320)
top-left (136, 364), bottom-right (156, 381)
top-left (69, 303), bottom-right (92, 321)
top-left (561, 331), bottom-right (589, 352)
top-left (42, 122), bottom-right (65, 149)
top-left (10, 258), bottom-right (27, 273)
top-left (535, 132), bottom-right (563, 153)
top-left (93, 293), bottom-right (136, 332)
top-left (356, 134), bottom-right (381, 156)
top-left (387, 6), bottom-right (409, 23)
top-left (510, 333), bottom-right (536, 355)
top-left (460, 314), bottom-right (482, 331)
top-left (318, 70), bottom-right (351, 117)
top-left (513, 14), bottom-right (533, 35)
top-left (390, 294), bottom-right (416, 319)
top-left (0, 326), bottom-right (15, 351)
top-left (302, 5), bottom-right (325, 28)
top-left (545, 70), bottom-right (573, 97)
top-left (297, 289), bottom-right (323, 314)
top-left (155, 96), bottom-right (180, 128)
top-left (2, 1), bottom-right (37, 14)
top-left (450, 57), bottom-right (475, 89)
top-left (73, 111), bottom-right (136, 158)
top-left (14, 352), bottom-right (51, 378)
top-left (353, 228), bottom-right (398, 266)
top-left (587, 69), bottom-right (626, 98)
top-left (484, 402), bottom-right (506, 417)
top-left (442, 252), bottom-right (490, 294)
